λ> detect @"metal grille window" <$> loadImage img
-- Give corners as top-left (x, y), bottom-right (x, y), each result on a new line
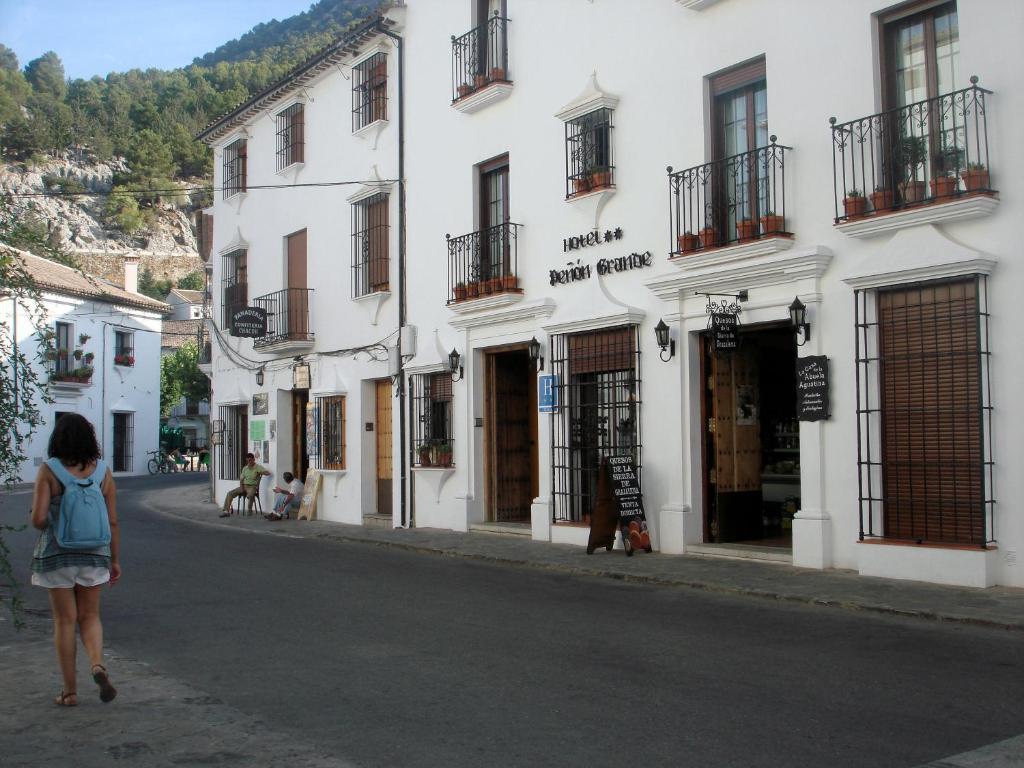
top-left (221, 249), bottom-right (247, 329)
top-left (114, 331), bottom-right (134, 366)
top-left (312, 395), bottom-right (346, 470)
top-left (411, 373), bottom-right (454, 467)
top-left (112, 412), bottom-right (133, 472)
top-left (54, 321), bottom-right (72, 376)
top-left (222, 138), bottom-right (247, 198)
top-left (276, 103), bottom-right (304, 170)
top-left (550, 326), bottom-right (641, 523)
top-left (351, 193), bottom-right (389, 296)
top-left (855, 276), bottom-right (994, 546)
top-left (565, 108), bottom-right (614, 198)
top-left (353, 53), bottom-right (387, 131)
top-left (218, 405), bottom-right (247, 481)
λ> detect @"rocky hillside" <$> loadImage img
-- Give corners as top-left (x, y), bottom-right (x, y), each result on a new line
top-left (2, 152), bottom-right (203, 288)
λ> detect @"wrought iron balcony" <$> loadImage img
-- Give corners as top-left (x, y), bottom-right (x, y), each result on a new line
top-left (446, 222), bottom-right (521, 304)
top-left (252, 288), bottom-right (314, 350)
top-left (830, 77), bottom-right (995, 223)
top-left (668, 137), bottom-right (791, 255)
top-left (451, 11), bottom-right (509, 102)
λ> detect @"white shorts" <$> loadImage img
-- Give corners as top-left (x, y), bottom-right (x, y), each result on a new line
top-left (31, 565), bottom-right (110, 589)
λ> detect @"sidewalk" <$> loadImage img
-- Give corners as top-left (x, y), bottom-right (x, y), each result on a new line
top-left (154, 482), bottom-right (1024, 632)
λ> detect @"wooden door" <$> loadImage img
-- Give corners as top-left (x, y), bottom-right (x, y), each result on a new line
top-left (705, 338), bottom-right (762, 542)
top-left (375, 379), bottom-right (393, 518)
top-left (292, 391), bottom-right (309, 482)
top-left (486, 350), bottom-right (533, 523)
top-left (286, 229), bottom-right (307, 338)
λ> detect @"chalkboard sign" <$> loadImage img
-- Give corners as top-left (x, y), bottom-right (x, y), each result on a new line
top-left (712, 313), bottom-right (738, 352)
top-left (796, 355), bottom-right (830, 421)
top-left (587, 456), bottom-right (652, 556)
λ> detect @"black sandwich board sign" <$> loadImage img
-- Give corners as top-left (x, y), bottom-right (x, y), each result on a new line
top-left (587, 455), bottom-right (652, 556)
top-left (712, 312), bottom-right (738, 352)
top-left (796, 355), bottom-right (830, 421)
top-left (231, 306), bottom-right (268, 338)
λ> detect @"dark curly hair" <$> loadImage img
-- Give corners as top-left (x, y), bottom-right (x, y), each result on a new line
top-left (47, 413), bottom-right (101, 470)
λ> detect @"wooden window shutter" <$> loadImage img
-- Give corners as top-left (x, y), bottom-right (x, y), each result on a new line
top-left (368, 196), bottom-right (389, 291)
top-left (878, 279), bottom-right (983, 544)
top-left (568, 326), bottom-right (635, 376)
top-left (709, 57), bottom-right (766, 97)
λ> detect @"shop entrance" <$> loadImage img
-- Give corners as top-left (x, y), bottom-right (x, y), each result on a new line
top-left (375, 379), bottom-right (393, 518)
top-left (291, 390), bottom-right (309, 483)
top-left (701, 323), bottom-right (799, 546)
top-left (485, 348), bottom-right (537, 523)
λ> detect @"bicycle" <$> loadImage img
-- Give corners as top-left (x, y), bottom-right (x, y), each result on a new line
top-left (146, 449), bottom-right (174, 475)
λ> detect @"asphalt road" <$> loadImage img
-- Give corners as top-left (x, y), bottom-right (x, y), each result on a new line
top-left (2, 473), bottom-right (1023, 768)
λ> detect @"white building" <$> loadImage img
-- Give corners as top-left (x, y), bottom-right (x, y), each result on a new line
top-left (161, 288), bottom-right (211, 450)
top-left (5, 251), bottom-right (169, 479)
top-left (165, 288), bottom-right (207, 320)
top-left (201, 0), bottom-right (1022, 588)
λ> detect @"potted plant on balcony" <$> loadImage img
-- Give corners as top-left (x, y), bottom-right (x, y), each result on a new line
top-left (961, 162), bottom-right (990, 192)
top-left (434, 442), bottom-right (453, 467)
top-left (489, 66), bottom-right (506, 82)
top-left (698, 224), bottom-right (717, 249)
top-left (843, 189), bottom-right (867, 218)
top-left (870, 185), bottom-right (895, 213)
top-left (677, 232), bottom-right (699, 253)
top-left (930, 144), bottom-right (964, 199)
top-left (502, 273), bottom-right (518, 291)
top-left (453, 282), bottom-right (467, 302)
top-left (572, 173), bottom-right (591, 196)
top-left (736, 218), bottom-right (757, 241)
top-left (589, 168), bottom-right (611, 190)
top-left (894, 134), bottom-right (927, 204)
top-left (73, 348), bottom-right (83, 361)
top-left (466, 281), bottom-right (480, 299)
top-left (759, 211), bottom-right (785, 235)
top-left (457, 82), bottom-right (473, 99)
top-left (78, 333), bottom-right (91, 345)
top-left (418, 443), bottom-right (433, 467)
top-left (83, 352), bottom-right (94, 365)
top-left (474, 72), bottom-right (488, 89)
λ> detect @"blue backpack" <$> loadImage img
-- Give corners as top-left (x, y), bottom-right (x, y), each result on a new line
top-left (46, 458), bottom-right (111, 550)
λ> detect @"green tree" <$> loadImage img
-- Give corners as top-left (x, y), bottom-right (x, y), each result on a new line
top-left (160, 341), bottom-right (210, 418)
top-left (124, 128), bottom-right (175, 184)
top-left (176, 270), bottom-right (206, 291)
top-left (24, 51), bottom-right (66, 100)
top-left (137, 266), bottom-right (172, 300)
top-left (104, 186), bottom-right (150, 234)
top-left (0, 44), bottom-right (19, 72)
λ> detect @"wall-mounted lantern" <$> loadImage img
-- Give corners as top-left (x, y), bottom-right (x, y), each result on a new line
top-left (527, 336), bottom-right (544, 371)
top-left (448, 348), bottom-right (464, 382)
top-left (654, 318), bottom-right (676, 362)
top-left (255, 368), bottom-right (264, 387)
top-left (789, 297), bottom-right (811, 346)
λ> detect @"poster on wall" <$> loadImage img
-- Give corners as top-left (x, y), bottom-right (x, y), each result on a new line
top-left (796, 355), bottom-right (830, 421)
top-left (249, 420), bottom-right (266, 441)
top-left (252, 393), bottom-right (269, 415)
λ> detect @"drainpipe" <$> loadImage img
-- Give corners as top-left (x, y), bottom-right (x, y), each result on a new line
top-left (376, 21), bottom-right (408, 527)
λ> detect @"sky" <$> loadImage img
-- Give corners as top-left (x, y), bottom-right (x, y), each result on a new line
top-left (0, 0), bottom-right (317, 80)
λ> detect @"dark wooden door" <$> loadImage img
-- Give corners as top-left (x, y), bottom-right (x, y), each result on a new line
top-left (375, 379), bottom-right (393, 519)
top-left (292, 391), bottom-right (309, 483)
top-left (486, 350), bottom-right (534, 523)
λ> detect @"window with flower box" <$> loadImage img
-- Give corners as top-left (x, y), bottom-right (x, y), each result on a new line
top-left (565, 109), bottom-right (614, 198)
top-left (114, 331), bottom-right (134, 367)
top-left (411, 373), bottom-right (453, 467)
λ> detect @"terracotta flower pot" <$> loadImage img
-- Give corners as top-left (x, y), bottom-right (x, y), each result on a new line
top-left (843, 196), bottom-right (867, 218)
top-left (698, 227), bottom-right (717, 249)
top-left (961, 168), bottom-right (990, 192)
top-left (900, 181), bottom-right (926, 204)
top-left (488, 277), bottom-right (504, 294)
top-left (572, 176), bottom-right (591, 196)
top-left (418, 450), bottom-right (432, 467)
top-left (474, 73), bottom-right (488, 89)
top-left (489, 67), bottom-right (506, 82)
top-left (502, 274), bottom-right (518, 290)
top-left (736, 219), bottom-right (757, 241)
top-left (759, 215), bottom-right (785, 235)
top-left (453, 284), bottom-right (467, 302)
top-left (930, 175), bottom-right (959, 199)
top-left (457, 83), bottom-right (472, 99)
top-left (467, 281), bottom-right (480, 298)
top-left (870, 189), bottom-right (895, 212)
top-left (589, 170), bottom-right (611, 190)
top-left (677, 233), bottom-right (699, 253)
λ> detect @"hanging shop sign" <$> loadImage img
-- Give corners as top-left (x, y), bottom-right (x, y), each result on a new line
top-left (796, 355), bottom-right (830, 421)
top-left (292, 362), bottom-right (311, 390)
top-left (538, 374), bottom-right (560, 413)
top-left (701, 292), bottom-right (747, 353)
top-left (230, 306), bottom-right (267, 338)
top-left (563, 227), bottom-right (623, 252)
top-left (549, 251), bottom-right (653, 287)
top-left (587, 455), bottom-right (652, 556)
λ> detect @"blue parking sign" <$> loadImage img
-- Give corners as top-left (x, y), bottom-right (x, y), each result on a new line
top-left (539, 374), bottom-right (559, 413)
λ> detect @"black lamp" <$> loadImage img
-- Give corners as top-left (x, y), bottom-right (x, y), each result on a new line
top-left (448, 348), bottom-right (464, 382)
top-left (789, 297), bottom-right (811, 346)
top-left (654, 318), bottom-right (675, 362)
top-left (527, 337), bottom-right (544, 370)
top-left (255, 368), bottom-right (264, 387)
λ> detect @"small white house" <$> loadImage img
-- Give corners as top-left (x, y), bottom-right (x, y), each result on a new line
top-left (5, 250), bottom-right (169, 479)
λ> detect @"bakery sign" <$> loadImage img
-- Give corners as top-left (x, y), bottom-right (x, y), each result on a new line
top-left (231, 306), bottom-right (268, 338)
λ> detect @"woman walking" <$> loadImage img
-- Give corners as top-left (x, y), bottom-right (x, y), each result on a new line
top-left (30, 413), bottom-right (120, 706)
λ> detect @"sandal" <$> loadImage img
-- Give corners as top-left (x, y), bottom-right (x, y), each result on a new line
top-left (91, 664), bottom-right (117, 703)
top-left (55, 690), bottom-right (77, 707)
top-left (219, 511), bottom-right (232, 518)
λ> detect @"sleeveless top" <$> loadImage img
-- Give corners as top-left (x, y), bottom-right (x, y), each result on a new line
top-left (31, 461), bottom-right (112, 573)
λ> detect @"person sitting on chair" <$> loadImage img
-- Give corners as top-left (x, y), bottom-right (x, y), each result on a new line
top-left (267, 471), bottom-right (304, 520)
top-left (220, 454), bottom-right (269, 517)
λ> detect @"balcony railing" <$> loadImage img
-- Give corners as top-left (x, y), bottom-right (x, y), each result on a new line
top-left (446, 222), bottom-right (521, 304)
top-left (830, 77), bottom-right (994, 223)
top-left (451, 12), bottom-right (509, 101)
top-left (668, 137), bottom-right (790, 255)
top-left (252, 288), bottom-right (314, 348)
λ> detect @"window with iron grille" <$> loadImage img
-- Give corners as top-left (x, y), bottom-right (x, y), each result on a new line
top-left (276, 103), bottom-right (304, 171)
top-left (218, 405), bottom-right (247, 481)
top-left (222, 138), bottom-right (247, 198)
top-left (855, 275), bottom-right (994, 546)
top-left (353, 53), bottom-right (387, 131)
top-left (221, 249), bottom-right (247, 329)
top-left (310, 395), bottom-right (346, 470)
top-left (351, 193), bottom-right (389, 296)
top-left (411, 373), bottom-right (453, 467)
top-left (114, 330), bottom-right (134, 367)
top-left (112, 412), bottom-right (133, 472)
top-left (53, 321), bottom-right (72, 377)
top-left (565, 108), bottom-right (614, 198)
top-left (550, 325), bottom-right (641, 522)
